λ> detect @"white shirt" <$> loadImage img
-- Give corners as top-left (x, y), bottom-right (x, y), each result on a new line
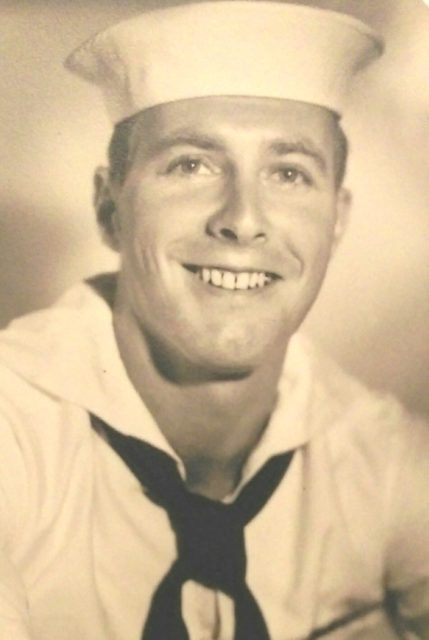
top-left (0, 279), bottom-right (428, 640)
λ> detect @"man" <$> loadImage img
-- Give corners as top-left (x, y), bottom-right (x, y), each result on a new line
top-left (0, 2), bottom-right (428, 639)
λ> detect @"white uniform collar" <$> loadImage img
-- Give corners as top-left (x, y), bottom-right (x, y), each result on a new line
top-left (0, 277), bottom-right (316, 472)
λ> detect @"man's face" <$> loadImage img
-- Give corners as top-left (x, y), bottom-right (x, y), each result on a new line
top-left (105, 97), bottom-right (349, 375)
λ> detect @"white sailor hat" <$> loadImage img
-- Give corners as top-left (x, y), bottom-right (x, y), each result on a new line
top-left (65, 1), bottom-right (383, 124)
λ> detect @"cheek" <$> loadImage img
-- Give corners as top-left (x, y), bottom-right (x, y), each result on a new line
top-left (122, 176), bottom-right (212, 240)
top-left (283, 198), bottom-right (338, 257)
top-left (118, 187), bottom-right (175, 260)
top-left (117, 186), bottom-right (200, 297)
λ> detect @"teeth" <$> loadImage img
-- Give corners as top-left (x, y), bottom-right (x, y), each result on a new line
top-left (222, 271), bottom-right (236, 290)
top-left (236, 273), bottom-right (250, 290)
top-left (195, 267), bottom-right (273, 291)
top-left (257, 273), bottom-right (266, 288)
top-left (249, 273), bottom-right (259, 288)
top-left (211, 269), bottom-right (222, 286)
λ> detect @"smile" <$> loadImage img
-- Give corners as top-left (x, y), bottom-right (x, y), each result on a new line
top-left (183, 265), bottom-right (280, 291)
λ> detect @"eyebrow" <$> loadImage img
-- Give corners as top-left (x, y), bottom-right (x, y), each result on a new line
top-left (269, 139), bottom-right (328, 174)
top-left (150, 130), bottom-right (225, 156)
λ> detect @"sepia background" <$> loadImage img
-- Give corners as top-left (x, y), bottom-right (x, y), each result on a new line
top-left (1, 0), bottom-right (429, 418)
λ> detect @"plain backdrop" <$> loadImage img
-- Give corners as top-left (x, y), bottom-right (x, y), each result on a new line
top-left (1, 0), bottom-right (429, 418)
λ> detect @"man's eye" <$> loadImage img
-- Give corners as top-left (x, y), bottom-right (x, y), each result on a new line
top-left (166, 157), bottom-right (215, 176)
top-left (271, 166), bottom-right (312, 186)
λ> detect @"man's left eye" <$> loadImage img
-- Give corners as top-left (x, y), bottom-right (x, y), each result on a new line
top-left (270, 166), bottom-right (312, 186)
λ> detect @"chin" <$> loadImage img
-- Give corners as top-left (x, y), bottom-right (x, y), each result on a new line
top-left (199, 350), bottom-right (260, 376)
top-left (183, 352), bottom-right (261, 382)
top-left (145, 307), bottom-right (294, 381)
top-left (181, 329), bottom-right (284, 379)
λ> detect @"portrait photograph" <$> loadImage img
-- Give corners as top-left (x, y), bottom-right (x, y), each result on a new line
top-left (0, 1), bottom-right (428, 638)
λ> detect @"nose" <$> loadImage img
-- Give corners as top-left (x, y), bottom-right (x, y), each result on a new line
top-left (206, 174), bottom-right (268, 246)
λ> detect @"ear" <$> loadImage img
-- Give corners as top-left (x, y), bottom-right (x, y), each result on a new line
top-left (93, 166), bottom-right (121, 252)
top-left (332, 187), bottom-right (352, 253)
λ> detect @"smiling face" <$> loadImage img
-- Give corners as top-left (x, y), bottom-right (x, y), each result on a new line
top-left (100, 96), bottom-right (349, 376)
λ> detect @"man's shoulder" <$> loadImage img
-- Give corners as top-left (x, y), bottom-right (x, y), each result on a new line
top-left (0, 276), bottom-right (110, 369)
top-left (297, 334), bottom-right (429, 454)
top-left (0, 278), bottom-right (107, 337)
top-left (0, 273), bottom-right (143, 453)
top-left (0, 279), bottom-right (109, 421)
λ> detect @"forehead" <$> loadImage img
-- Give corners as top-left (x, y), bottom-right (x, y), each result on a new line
top-left (130, 96), bottom-right (338, 155)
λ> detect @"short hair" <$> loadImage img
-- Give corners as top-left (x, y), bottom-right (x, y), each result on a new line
top-left (108, 114), bottom-right (139, 186)
top-left (333, 122), bottom-right (348, 188)
top-left (107, 110), bottom-right (349, 189)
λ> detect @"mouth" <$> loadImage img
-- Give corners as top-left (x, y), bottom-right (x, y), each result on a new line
top-left (183, 264), bottom-right (281, 291)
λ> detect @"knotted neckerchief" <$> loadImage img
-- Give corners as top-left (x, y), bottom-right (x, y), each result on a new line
top-left (90, 414), bottom-right (295, 640)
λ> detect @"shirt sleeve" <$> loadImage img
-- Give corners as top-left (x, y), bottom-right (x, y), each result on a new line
top-left (0, 548), bottom-right (32, 639)
top-left (0, 408), bottom-right (33, 639)
top-left (384, 416), bottom-right (429, 639)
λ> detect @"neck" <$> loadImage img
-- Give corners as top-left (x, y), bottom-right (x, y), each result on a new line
top-left (112, 300), bottom-right (287, 498)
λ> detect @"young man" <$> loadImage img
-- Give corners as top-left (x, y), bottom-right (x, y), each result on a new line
top-left (0, 3), bottom-right (428, 639)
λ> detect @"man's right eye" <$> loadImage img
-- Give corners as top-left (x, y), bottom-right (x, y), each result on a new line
top-left (165, 156), bottom-right (218, 177)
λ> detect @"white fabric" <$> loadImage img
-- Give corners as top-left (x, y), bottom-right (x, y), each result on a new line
top-left (64, 2), bottom-right (383, 123)
top-left (0, 280), bottom-right (428, 640)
